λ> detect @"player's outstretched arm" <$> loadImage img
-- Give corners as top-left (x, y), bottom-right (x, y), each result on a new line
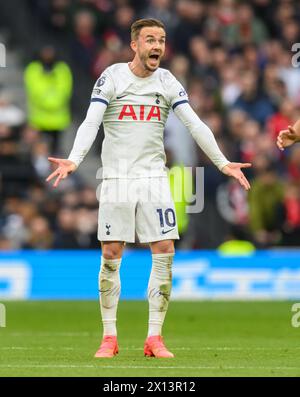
top-left (173, 102), bottom-right (251, 190)
top-left (46, 70), bottom-right (112, 188)
top-left (46, 158), bottom-right (77, 188)
top-left (221, 162), bottom-right (251, 191)
top-left (277, 121), bottom-right (300, 150)
top-left (45, 99), bottom-right (107, 188)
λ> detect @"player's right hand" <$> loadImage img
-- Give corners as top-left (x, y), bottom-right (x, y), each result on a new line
top-left (277, 126), bottom-right (300, 150)
top-left (221, 162), bottom-right (251, 191)
top-left (46, 157), bottom-right (77, 188)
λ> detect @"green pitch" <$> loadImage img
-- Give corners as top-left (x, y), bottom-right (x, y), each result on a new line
top-left (0, 301), bottom-right (299, 377)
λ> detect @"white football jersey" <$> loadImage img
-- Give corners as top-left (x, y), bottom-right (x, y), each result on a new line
top-left (91, 63), bottom-right (189, 178)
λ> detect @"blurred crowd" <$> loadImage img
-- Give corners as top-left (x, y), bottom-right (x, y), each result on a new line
top-left (1, 0), bottom-right (300, 250)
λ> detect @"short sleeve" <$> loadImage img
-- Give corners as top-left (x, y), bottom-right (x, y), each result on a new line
top-left (168, 77), bottom-right (189, 110)
top-left (91, 69), bottom-right (115, 106)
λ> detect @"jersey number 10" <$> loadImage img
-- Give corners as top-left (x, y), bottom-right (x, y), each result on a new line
top-left (156, 208), bottom-right (176, 228)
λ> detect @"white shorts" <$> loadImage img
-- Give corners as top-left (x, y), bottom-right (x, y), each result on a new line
top-left (98, 177), bottom-right (179, 243)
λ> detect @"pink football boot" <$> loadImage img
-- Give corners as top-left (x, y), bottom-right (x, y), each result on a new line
top-left (144, 336), bottom-right (174, 358)
top-left (94, 335), bottom-right (119, 358)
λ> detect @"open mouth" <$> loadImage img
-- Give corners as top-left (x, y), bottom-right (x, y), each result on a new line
top-left (149, 54), bottom-right (160, 60)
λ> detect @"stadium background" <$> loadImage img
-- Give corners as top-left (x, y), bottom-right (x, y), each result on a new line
top-left (1, 0), bottom-right (300, 377)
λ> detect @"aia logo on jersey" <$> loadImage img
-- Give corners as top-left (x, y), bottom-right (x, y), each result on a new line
top-left (118, 105), bottom-right (161, 121)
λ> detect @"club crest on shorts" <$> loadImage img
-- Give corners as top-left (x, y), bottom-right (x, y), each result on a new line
top-left (105, 223), bottom-right (111, 235)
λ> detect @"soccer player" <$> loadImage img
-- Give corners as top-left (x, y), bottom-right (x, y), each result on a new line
top-left (46, 19), bottom-right (251, 358)
top-left (277, 121), bottom-right (300, 150)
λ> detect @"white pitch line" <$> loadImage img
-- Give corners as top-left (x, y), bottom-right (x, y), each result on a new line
top-left (0, 347), bottom-right (189, 351)
top-left (0, 364), bottom-right (299, 371)
top-left (0, 347), bottom-right (74, 351)
top-left (0, 346), bottom-right (298, 351)
top-left (185, 347), bottom-right (300, 351)
top-left (9, 332), bottom-right (91, 337)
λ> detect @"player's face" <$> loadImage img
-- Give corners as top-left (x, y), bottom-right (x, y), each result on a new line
top-left (135, 27), bottom-right (166, 71)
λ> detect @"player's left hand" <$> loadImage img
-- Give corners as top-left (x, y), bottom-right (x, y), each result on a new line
top-left (221, 162), bottom-right (252, 191)
top-left (277, 126), bottom-right (299, 150)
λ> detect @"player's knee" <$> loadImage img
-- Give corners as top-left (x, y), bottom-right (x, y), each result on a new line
top-left (102, 242), bottom-right (123, 260)
top-left (102, 249), bottom-right (121, 260)
top-left (152, 240), bottom-right (175, 255)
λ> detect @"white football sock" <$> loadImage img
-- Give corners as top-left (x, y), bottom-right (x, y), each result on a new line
top-left (147, 253), bottom-right (174, 337)
top-left (99, 256), bottom-right (122, 337)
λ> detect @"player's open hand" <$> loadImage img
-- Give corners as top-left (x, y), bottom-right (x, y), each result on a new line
top-left (221, 162), bottom-right (251, 191)
top-left (46, 157), bottom-right (77, 188)
top-left (277, 126), bottom-right (299, 151)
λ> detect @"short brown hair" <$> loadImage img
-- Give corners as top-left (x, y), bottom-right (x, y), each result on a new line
top-left (131, 18), bottom-right (165, 41)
